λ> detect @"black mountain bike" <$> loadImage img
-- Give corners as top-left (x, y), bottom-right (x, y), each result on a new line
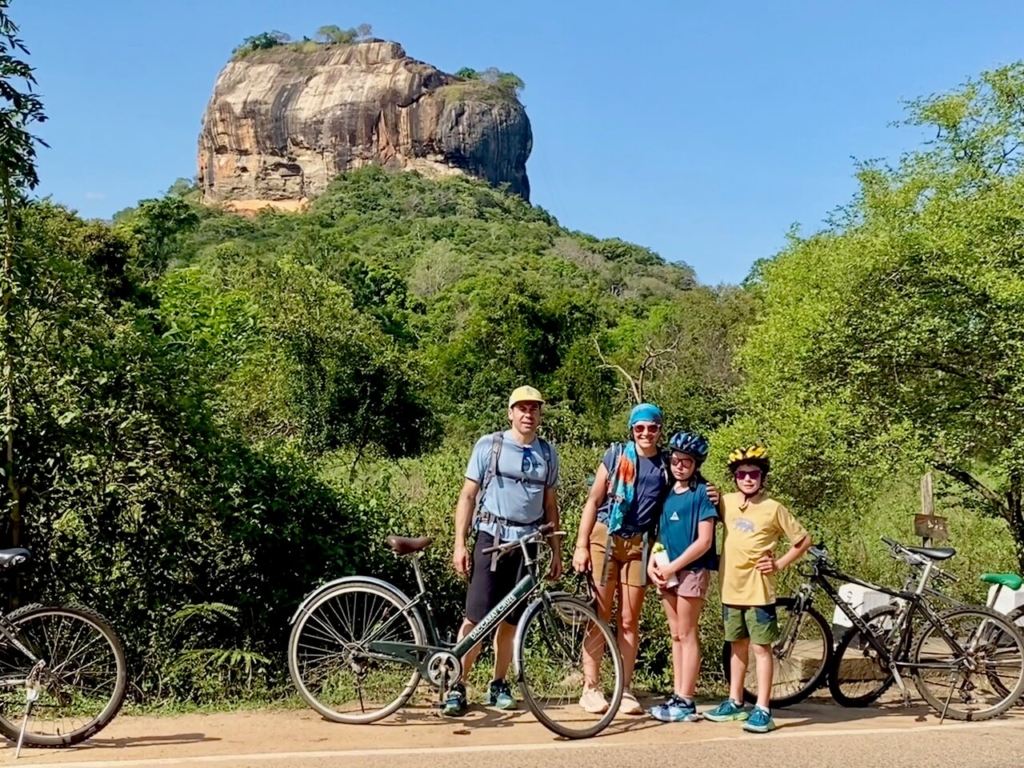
top-left (0, 548), bottom-right (128, 756)
top-left (723, 537), bottom-right (1024, 721)
top-left (287, 523), bottom-right (624, 739)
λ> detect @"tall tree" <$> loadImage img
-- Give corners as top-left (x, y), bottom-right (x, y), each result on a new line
top-left (0, 0), bottom-right (46, 546)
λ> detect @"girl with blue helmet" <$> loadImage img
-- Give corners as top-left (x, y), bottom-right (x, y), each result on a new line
top-left (647, 430), bottom-right (719, 723)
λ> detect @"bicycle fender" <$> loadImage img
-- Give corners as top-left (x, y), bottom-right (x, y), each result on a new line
top-left (288, 576), bottom-right (418, 626)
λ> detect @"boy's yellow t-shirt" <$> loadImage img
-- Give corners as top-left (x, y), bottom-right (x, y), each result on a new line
top-left (719, 491), bottom-right (809, 606)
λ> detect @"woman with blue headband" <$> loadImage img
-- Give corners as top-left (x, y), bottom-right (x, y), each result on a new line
top-left (572, 403), bottom-right (677, 715)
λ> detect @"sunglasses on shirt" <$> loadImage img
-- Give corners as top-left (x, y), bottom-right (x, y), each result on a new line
top-left (522, 446), bottom-right (535, 474)
top-left (734, 469), bottom-right (763, 481)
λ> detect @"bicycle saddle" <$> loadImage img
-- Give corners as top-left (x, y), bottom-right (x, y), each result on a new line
top-left (981, 572), bottom-right (1023, 591)
top-left (385, 536), bottom-right (433, 556)
top-left (904, 545), bottom-right (956, 561)
top-left (0, 548), bottom-right (31, 571)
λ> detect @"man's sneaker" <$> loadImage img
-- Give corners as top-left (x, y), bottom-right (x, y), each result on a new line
top-left (442, 682), bottom-right (468, 716)
top-left (650, 694), bottom-right (700, 723)
top-left (742, 706), bottom-right (776, 733)
top-left (579, 685), bottom-right (609, 714)
top-left (484, 679), bottom-right (516, 710)
top-left (703, 698), bottom-right (748, 722)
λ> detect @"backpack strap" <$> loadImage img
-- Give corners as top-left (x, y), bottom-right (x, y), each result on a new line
top-left (473, 431), bottom-right (504, 530)
top-left (538, 437), bottom-right (554, 489)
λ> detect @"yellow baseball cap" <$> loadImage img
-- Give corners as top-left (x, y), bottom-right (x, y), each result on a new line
top-left (508, 385), bottom-right (545, 407)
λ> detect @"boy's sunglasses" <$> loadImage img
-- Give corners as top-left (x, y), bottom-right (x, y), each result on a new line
top-left (734, 469), bottom-right (762, 481)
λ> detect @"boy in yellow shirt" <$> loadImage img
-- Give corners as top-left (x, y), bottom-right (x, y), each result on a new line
top-left (703, 445), bottom-right (812, 733)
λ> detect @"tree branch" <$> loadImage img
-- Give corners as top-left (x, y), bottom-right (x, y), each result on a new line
top-left (934, 461), bottom-right (1011, 522)
top-left (593, 337), bottom-right (641, 403)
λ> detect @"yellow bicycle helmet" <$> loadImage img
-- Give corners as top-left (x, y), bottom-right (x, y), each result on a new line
top-left (727, 444), bottom-right (770, 473)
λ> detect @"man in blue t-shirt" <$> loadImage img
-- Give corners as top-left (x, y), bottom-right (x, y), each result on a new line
top-left (443, 385), bottom-right (562, 716)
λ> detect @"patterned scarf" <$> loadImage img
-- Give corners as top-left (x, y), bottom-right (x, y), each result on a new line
top-left (605, 440), bottom-right (639, 534)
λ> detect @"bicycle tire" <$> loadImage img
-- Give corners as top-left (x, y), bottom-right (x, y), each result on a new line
top-left (911, 606), bottom-right (1024, 721)
top-left (827, 604), bottom-right (899, 707)
top-left (720, 596), bottom-right (834, 708)
top-left (0, 604), bottom-right (128, 748)
top-left (288, 581), bottom-right (426, 724)
top-left (514, 594), bottom-right (623, 739)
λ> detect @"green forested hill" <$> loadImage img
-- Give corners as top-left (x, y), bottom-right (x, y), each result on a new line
top-left (161, 167), bottom-right (754, 452)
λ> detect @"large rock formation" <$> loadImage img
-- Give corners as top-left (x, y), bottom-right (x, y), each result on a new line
top-left (197, 40), bottom-right (532, 211)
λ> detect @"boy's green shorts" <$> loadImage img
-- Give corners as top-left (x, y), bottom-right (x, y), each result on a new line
top-left (723, 603), bottom-right (780, 646)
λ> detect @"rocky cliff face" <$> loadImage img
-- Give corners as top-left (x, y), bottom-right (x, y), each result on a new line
top-left (197, 41), bottom-right (532, 210)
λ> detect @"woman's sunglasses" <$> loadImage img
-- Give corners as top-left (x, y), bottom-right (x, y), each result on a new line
top-left (632, 424), bottom-right (661, 435)
top-left (734, 469), bottom-right (763, 481)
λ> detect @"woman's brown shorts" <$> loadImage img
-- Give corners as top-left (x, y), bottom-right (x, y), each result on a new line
top-left (590, 521), bottom-right (646, 588)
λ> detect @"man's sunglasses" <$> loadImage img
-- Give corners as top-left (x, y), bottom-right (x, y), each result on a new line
top-left (734, 469), bottom-right (763, 481)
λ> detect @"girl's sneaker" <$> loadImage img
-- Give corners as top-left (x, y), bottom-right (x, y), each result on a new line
top-left (703, 698), bottom-right (748, 722)
top-left (742, 706), bottom-right (776, 733)
top-left (650, 694), bottom-right (700, 723)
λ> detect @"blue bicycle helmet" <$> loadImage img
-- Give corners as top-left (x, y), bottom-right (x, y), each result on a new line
top-left (669, 431), bottom-right (710, 465)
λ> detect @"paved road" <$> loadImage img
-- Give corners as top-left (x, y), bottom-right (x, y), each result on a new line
top-left (2, 700), bottom-right (1023, 767)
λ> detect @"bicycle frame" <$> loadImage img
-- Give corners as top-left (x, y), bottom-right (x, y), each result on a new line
top-left (365, 537), bottom-right (549, 679)
top-left (811, 555), bottom-right (994, 681)
top-left (0, 612), bottom-right (43, 687)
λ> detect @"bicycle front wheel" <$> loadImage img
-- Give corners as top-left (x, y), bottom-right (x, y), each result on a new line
top-left (288, 582), bottom-right (426, 724)
top-left (828, 604), bottom-right (899, 707)
top-left (721, 597), bottom-right (833, 708)
top-left (912, 607), bottom-right (1024, 721)
top-left (514, 594), bottom-right (623, 739)
top-left (0, 604), bottom-right (127, 748)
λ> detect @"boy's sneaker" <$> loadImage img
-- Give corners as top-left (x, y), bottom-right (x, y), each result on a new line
top-left (703, 698), bottom-right (748, 722)
top-left (650, 694), bottom-right (700, 723)
top-left (484, 679), bottom-right (516, 710)
top-left (579, 686), bottom-right (609, 714)
top-left (743, 706), bottom-right (776, 733)
top-left (441, 682), bottom-right (468, 716)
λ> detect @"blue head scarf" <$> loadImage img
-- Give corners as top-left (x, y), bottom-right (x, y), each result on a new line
top-left (629, 403), bottom-right (663, 428)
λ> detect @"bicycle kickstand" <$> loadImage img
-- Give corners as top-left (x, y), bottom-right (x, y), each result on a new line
top-left (15, 684), bottom-right (39, 759)
top-left (938, 676), bottom-right (958, 725)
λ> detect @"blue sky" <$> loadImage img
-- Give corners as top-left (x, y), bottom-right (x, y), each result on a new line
top-left (14, 1), bottom-right (1024, 285)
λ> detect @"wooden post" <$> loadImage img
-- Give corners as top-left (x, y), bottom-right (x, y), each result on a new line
top-left (914, 471), bottom-right (949, 548)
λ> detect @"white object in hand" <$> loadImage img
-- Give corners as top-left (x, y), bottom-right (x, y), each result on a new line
top-left (653, 550), bottom-right (679, 587)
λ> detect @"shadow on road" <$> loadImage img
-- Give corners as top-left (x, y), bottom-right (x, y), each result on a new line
top-left (47, 732), bottom-right (220, 752)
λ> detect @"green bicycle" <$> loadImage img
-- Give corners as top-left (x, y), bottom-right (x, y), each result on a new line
top-left (287, 523), bottom-right (624, 739)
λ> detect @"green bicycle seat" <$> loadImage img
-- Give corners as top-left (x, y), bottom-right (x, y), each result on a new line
top-left (981, 573), bottom-right (1024, 591)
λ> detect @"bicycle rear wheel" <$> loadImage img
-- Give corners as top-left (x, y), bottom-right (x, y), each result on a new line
top-left (514, 594), bottom-right (623, 739)
top-left (828, 605), bottom-right (899, 707)
top-left (0, 604), bottom-right (127, 748)
top-left (912, 607), bottom-right (1024, 721)
top-left (721, 597), bottom-right (833, 708)
top-left (288, 582), bottom-right (426, 724)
